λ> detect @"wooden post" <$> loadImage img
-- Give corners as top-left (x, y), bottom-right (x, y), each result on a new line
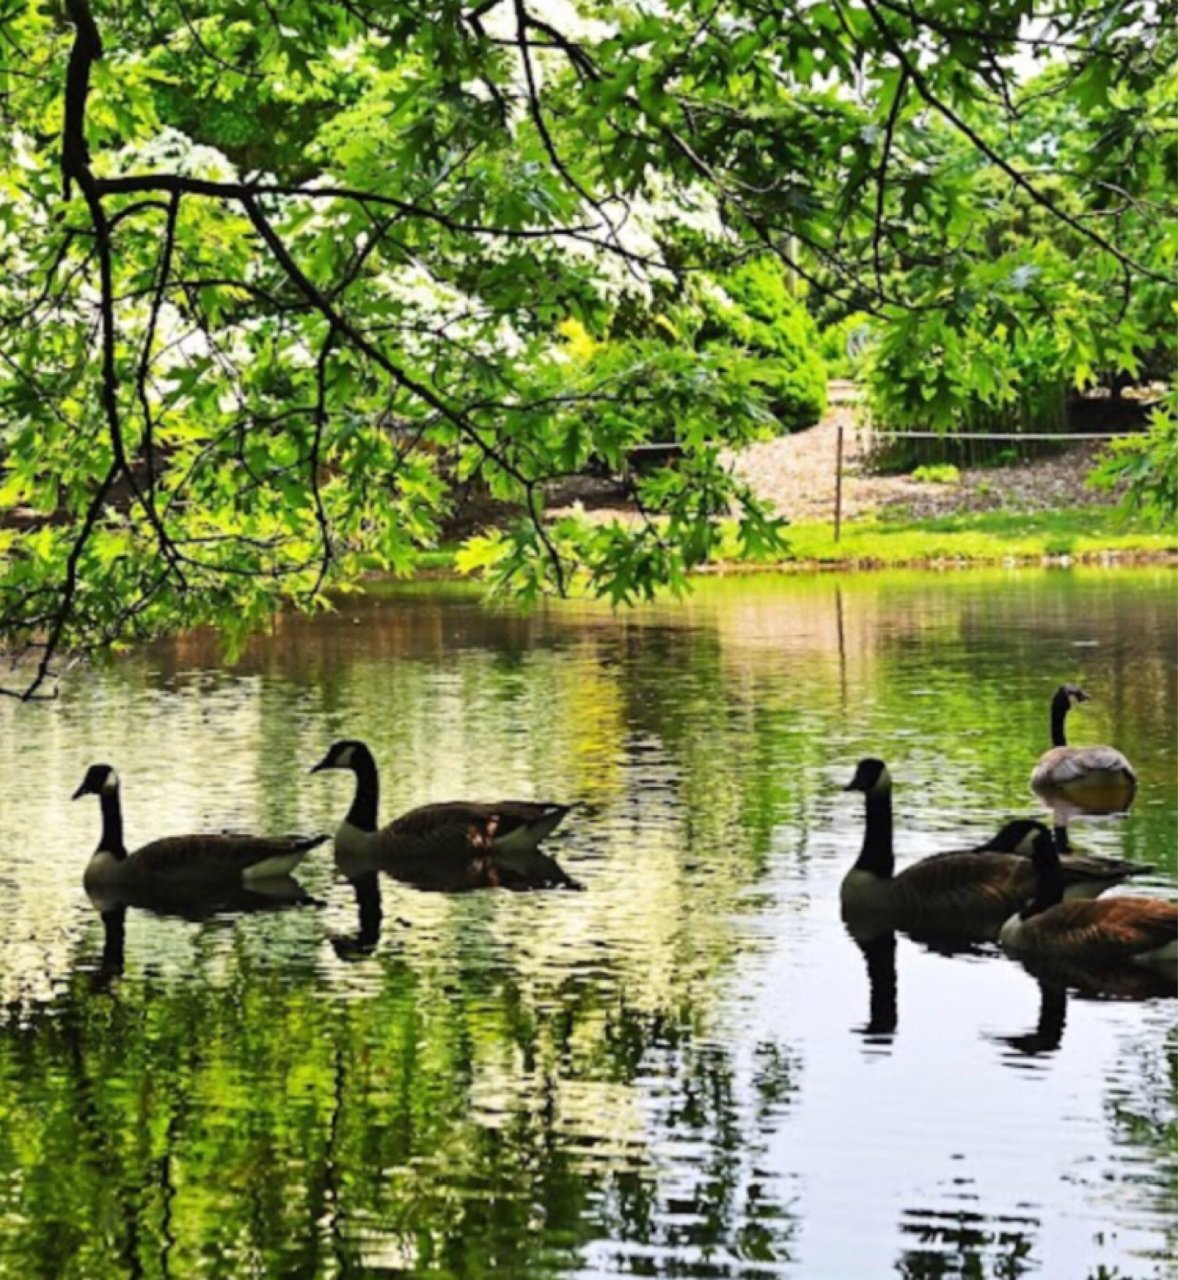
top-left (834, 422), bottom-right (844, 543)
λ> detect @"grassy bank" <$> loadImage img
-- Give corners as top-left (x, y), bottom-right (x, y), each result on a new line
top-left (414, 505), bottom-right (1174, 580)
top-left (717, 505), bottom-right (1175, 570)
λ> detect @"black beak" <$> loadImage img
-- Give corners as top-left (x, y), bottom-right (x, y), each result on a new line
top-left (843, 778), bottom-right (860, 792)
top-left (309, 756), bottom-right (332, 775)
top-left (71, 782), bottom-right (89, 800)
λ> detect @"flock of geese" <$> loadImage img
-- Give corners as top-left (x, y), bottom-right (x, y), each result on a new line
top-left (73, 683), bottom-right (1174, 979)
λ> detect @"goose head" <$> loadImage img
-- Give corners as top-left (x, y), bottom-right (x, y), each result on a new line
top-left (978, 819), bottom-right (1051, 856)
top-left (1029, 824), bottom-right (1061, 869)
top-left (310, 740), bottom-right (371, 774)
top-left (72, 764), bottom-right (120, 800)
top-left (1054, 683), bottom-right (1089, 710)
top-left (844, 758), bottom-right (892, 796)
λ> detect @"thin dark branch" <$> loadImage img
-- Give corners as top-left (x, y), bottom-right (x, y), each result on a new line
top-left (136, 189), bottom-right (181, 505)
top-left (309, 326), bottom-right (336, 595)
top-left (873, 68), bottom-right (907, 293)
top-left (239, 192), bottom-right (571, 595)
top-left (99, 174), bottom-right (596, 238)
top-left (859, 0), bottom-right (1169, 284)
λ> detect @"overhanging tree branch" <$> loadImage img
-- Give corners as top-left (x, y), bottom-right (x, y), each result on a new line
top-left (238, 192), bottom-right (571, 594)
top-left (858, 0), bottom-right (1169, 285)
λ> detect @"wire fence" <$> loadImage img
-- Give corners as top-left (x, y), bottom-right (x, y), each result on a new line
top-left (867, 431), bottom-right (1131, 441)
top-left (833, 427), bottom-right (1130, 541)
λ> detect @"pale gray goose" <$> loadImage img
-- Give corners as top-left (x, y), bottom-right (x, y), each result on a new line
top-left (999, 834), bottom-right (1177, 970)
top-left (74, 764), bottom-right (326, 900)
top-left (1030, 684), bottom-right (1136, 802)
top-left (310, 740), bottom-right (577, 889)
top-left (840, 759), bottom-right (1144, 919)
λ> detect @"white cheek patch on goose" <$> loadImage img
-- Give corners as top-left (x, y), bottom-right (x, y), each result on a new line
top-left (873, 766), bottom-right (892, 792)
top-left (100, 770), bottom-right (119, 794)
top-left (337, 746), bottom-right (355, 768)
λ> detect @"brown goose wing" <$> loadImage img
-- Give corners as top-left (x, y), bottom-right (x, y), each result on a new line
top-left (385, 802), bottom-right (495, 848)
top-left (893, 852), bottom-right (1034, 915)
top-left (1024, 898), bottom-right (1177, 961)
top-left (1034, 745), bottom-right (1136, 789)
top-left (132, 833), bottom-right (327, 877)
top-left (384, 800), bottom-right (569, 849)
top-left (487, 800), bottom-right (570, 834)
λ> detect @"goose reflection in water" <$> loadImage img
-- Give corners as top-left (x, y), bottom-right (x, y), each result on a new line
top-left (330, 833), bottom-right (582, 960)
top-left (846, 918), bottom-right (995, 1047)
top-left (991, 957), bottom-right (1176, 1061)
top-left (88, 875), bottom-right (320, 987)
top-left (1036, 787), bottom-right (1136, 855)
top-left (847, 926), bottom-right (898, 1042)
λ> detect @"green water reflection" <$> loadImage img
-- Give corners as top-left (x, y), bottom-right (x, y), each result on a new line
top-left (0, 567), bottom-right (1174, 1279)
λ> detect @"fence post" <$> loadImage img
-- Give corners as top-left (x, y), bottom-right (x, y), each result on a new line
top-left (834, 423), bottom-right (844, 543)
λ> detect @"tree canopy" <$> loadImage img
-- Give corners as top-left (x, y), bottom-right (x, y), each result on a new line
top-left (0, 0), bottom-right (1173, 696)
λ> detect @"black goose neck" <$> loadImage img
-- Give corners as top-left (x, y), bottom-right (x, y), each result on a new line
top-left (1022, 852), bottom-right (1065, 920)
top-left (854, 789), bottom-right (894, 879)
top-left (98, 790), bottom-right (127, 859)
top-left (345, 748), bottom-right (379, 832)
top-left (1050, 692), bottom-right (1070, 748)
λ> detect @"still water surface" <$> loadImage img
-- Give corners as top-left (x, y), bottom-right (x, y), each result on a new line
top-left (0, 568), bottom-right (1174, 1280)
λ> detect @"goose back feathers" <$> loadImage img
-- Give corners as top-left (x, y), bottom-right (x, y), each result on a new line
top-left (1002, 898), bottom-right (1177, 968)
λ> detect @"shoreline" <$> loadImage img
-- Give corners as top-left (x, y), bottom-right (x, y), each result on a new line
top-left (419, 505), bottom-right (1177, 582)
top-left (695, 547), bottom-right (1178, 576)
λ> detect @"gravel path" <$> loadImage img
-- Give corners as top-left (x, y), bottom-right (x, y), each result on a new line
top-left (726, 382), bottom-right (1118, 523)
top-left (542, 380), bottom-right (1121, 529)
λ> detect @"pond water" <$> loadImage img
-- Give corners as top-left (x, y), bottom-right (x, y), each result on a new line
top-left (0, 567), bottom-right (1174, 1280)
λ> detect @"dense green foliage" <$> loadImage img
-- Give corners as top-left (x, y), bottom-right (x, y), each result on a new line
top-left (855, 56), bottom-right (1176, 437)
top-left (697, 259), bottom-right (827, 431)
top-left (1089, 400), bottom-right (1178, 525)
top-left (0, 0), bottom-right (1173, 694)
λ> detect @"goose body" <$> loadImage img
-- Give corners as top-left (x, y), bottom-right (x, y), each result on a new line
top-left (1030, 684), bottom-right (1136, 802)
top-left (840, 761), bottom-right (1141, 923)
top-left (999, 836), bottom-right (1177, 970)
top-left (74, 765), bottom-right (326, 902)
top-left (312, 740), bottom-right (578, 890)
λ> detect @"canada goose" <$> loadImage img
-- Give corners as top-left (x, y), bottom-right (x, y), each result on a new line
top-left (73, 764), bottom-right (327, 902)
top-left (999, 834), bottom-right (1177, 970)
top-left (310, 740), bottom-right (579, 889)
top-left (840, 759), bottom-right (1143, 921)
top-left (1030, 684), bottom-right (1136, 805)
